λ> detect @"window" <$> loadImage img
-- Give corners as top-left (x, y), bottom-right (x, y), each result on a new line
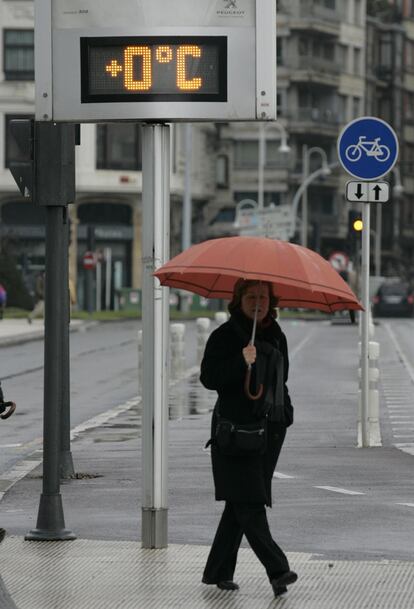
top-left (234, 141), bottom-right (258, 168)
top-left (4, 113), bottom-right (33, 169)
top-left (277, 37), bottom-right (283, 66)
top-left (405, 40), bottom-right (414, 72)
top-left (352, 96), bottom-right (361, 118)
top-left (353, 48), bottom-right (362, 75)
top-left (3, 30), bottom-right (34, 81)
top-left (234, 191), bottom-right (281, 206)
top-left (404, 92), bottom-right (414, 121)
top-left (216, 155), bottom-right (229, 188)
top-left (96, 123), bottom-right (142, 170)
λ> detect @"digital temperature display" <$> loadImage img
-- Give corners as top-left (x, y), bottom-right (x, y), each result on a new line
top-left (81, 37), bottom-right (227, 103)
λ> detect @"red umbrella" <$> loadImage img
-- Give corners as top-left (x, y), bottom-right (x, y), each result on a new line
top-left (154, 236), bottom-right (362, 313)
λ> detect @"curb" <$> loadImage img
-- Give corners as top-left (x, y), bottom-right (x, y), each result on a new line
top-left (0, 321), bottom-right (98, 348)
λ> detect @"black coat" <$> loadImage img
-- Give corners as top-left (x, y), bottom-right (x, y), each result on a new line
top-left (200, 313), bottom-right (293, 507)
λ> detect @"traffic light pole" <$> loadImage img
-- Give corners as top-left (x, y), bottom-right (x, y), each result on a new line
top-left (60, 211), bottom-right (75, 478)
top-left (360, 202), bottom-right (370, 448)
top-left (25, 122), bottom-right (76, 541)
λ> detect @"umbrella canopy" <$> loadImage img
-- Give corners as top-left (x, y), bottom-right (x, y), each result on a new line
top-left (154, 236), bottom-right (363, 313)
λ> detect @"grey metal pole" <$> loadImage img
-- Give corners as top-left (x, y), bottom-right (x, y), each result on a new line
top-left (375, 204), bottom-right (382, 277)
top-left (182, 124), bottom-right (192, 252)
top-left (360, 202), bottom-right (371, 448)
top-left (301, 145), bottom-right (309, 248)
top-left (141, 123), bottom-right (170, 549)
top-left (258, 122), bottom-right (265, 212)
top-left (179, 124), bottom-right (192, 313)
top-left (26, 206), bottom-right (75, 540)
top-left (60, 209), bottom-right (75, 478)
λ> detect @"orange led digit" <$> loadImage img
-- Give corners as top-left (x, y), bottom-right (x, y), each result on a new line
top-left (81, 36), bottom-right (227, 103)
top-left (156, 46), bottom-right (173, 64)
top-left (124, 46), bottom-right (152, 91)
top-left (176, 45), bottom-right (202, 91)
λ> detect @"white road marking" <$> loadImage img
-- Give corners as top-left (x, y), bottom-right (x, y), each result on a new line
top-left (384, 323), bottom-right (414, 384)
top-left (289, 332), bottom-right (314, 361)
top-left (314, 486), bottom-right (364, 496)
top-left (273, 472), bottom-right (295, 479)
top-left (396, 503), bottom-right (414, 508)
top-left (0, 443), bottom-right (22, 448)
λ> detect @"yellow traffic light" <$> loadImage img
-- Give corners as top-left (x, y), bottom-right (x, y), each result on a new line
top-left (353, 219), bottom-right (363, 232)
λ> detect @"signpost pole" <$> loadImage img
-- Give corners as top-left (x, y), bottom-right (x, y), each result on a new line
top-left (360, 202), bottom-right (371, 447)
top-left (141, 123), bottom-right (170, 548)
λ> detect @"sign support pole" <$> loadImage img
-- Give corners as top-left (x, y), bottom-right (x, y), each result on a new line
top-left (360, 202), bottom-right (371, 447)
top-left (141, 123), bottom-right (170, 548)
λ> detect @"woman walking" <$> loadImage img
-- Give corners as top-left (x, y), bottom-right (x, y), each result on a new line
top-left (201, 279), bottom-right (297, 597)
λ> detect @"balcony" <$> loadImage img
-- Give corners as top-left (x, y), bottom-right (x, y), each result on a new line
top-left (281, 0), bottom-right (341, 37)
top-left (288, 56), bottom-right (341, 87)
top-left (282, 107), bottom-right (340, 137)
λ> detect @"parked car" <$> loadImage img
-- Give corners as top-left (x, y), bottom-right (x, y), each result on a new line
top-left (372, 282), bottom-right (414, 317)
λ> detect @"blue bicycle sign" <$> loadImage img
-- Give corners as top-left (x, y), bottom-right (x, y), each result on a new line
top-left (338, 117), bottom-right (398, 180)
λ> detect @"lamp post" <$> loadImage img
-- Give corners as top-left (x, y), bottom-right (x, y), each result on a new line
top-left (290, 161), bottom-right (337, 243)
top-left (301, 146), bottom-right (330, 248)
top-left (374, 165), bottom-right (403, 277)
top-left (257, 121), bottom-right (290, 212)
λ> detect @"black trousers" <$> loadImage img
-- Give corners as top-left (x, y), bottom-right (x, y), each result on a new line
top-left (202, 501), bottom-right (290, 584)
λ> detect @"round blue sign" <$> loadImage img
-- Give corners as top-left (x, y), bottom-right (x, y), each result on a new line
top-left (337, 116), bottom-right (399, 180)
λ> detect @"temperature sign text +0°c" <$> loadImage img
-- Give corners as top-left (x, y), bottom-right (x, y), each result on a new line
top-left (81, 36), bottom-right (228, 104)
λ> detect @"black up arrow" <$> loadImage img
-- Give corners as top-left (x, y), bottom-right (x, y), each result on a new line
top-left (355, 183), bottom-right (364, 199)
top-left (373, 185), bottom-right (382, 201)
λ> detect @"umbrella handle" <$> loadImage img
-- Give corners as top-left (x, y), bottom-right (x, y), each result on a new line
top-left (244, 366), bottom-right (263, 401)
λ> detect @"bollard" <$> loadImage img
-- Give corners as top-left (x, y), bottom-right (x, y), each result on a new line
top-left (214, 311), bottom-right (228, 325)
top-left (357, 340), bottom-right (381, 447)
top-left (170, 323), bottom-right (186, 380)
top-left (196, 317), bottom-right (211, 365)
top-left (368, 340), bottom-right (381, 446)
top-left (137, 330), bottom-right (143, 393)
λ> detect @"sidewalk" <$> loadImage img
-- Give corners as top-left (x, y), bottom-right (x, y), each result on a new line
top-left (0, 318), bottom-right (92, 348)
top-left (1, 321), bottom-right (414, 608)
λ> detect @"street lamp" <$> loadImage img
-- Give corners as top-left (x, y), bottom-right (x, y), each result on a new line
top-left (301, 145), bottom-right (331, 248)
top-left (258, 121), bottom-right (290, 211)
top-left (290, 161), bottom-right (338, 242)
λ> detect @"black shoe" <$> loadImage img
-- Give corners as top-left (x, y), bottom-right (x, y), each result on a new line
top-left (217, 581), bottom-right (239, 591)
top-left (273, 585), bottom-right (288, 597)
top-left (271, 571), bottom-right (298, 596)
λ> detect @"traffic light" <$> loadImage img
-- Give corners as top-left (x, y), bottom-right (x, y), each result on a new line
top-left (9, 121), bottom-right (76, 206)
top-left (348, 210), bottom-right (363, 236)
top-left (8, 119), bottom-right (34, 198)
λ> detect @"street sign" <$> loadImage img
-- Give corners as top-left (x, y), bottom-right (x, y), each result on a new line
top-left (346, 181), bottom-right (390, 203)
top-left (35, 0), bottom-right (276, 122)
top-left (83, 251), bottom-right (96, 270)
top-left (234, 202), bottom-right (293, 240)
top-left (337, 117), bottom-right (398, 180)
top-left (329, 251), bottom-right (349, 272)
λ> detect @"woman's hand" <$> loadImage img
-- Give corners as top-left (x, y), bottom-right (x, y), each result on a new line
top-left (242, 344), bottom-right (256, 366)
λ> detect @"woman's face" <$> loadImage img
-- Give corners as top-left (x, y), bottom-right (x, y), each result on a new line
top-left (240, 284), bottom-right (270, 322)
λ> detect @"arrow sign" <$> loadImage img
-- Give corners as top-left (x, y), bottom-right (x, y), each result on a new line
top-left (368, 182), bottom-right (389, 203)
top-left (346, 181), bottom-right (389, 203)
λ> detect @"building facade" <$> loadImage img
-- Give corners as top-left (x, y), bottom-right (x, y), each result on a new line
top-left (0, 0), bottom-right (217, 308)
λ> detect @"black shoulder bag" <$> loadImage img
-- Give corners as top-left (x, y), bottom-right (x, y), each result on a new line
top-left (213, 399), bottom-right (267, 457)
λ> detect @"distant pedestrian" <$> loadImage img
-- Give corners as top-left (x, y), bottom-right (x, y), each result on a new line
top-left (201, 279), bottom-right (297, 597)
top-left (0, 283), bottom-right (6, 320)
top-left (27, 272), bottom-right (45, 324)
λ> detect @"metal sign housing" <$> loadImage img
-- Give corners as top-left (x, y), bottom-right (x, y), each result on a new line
top-left (35, 0), bottom-right (276, 122)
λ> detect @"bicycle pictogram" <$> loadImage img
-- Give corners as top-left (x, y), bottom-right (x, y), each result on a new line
top-left (345, 136), bottom-right (391, 163)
